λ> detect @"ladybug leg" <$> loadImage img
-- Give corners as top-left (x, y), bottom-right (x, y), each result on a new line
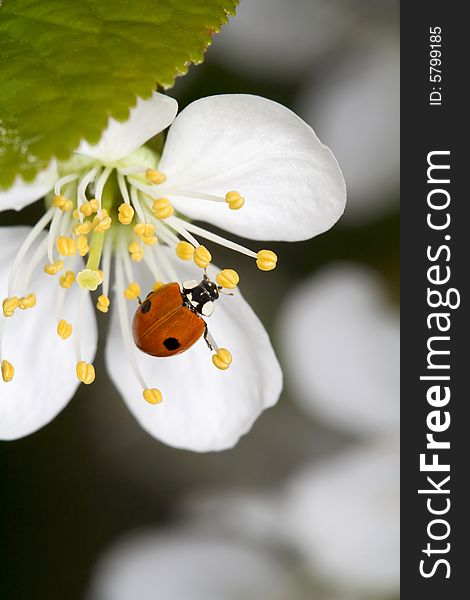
top-left (203, 325), bottom-right (214, 351)
top-left (204, 326), bottom-right (233, 371)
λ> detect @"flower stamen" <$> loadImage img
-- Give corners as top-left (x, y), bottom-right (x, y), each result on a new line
top-left (57, 319), bottom-right (73, 340)
top-left (77, 166), bottom-right (100, 223)
top-left (7, 207), bottom-right (55, 296)
top-left (212, 348), bottom-right (232, 370)
top-left (18, 293), bottom-right (36, 310)
top-left (59, 271), bottom-right (75, 289)
top-left (44, 260), bottom-right (64, 276)
top-left (1, 358), bottom-right (14, 382)
top-left (115, 252), bottom-right (162, 403)
top-left (216, 269), bottom-right (239, 289)
top-left (56, 236), bottom-right (76, 257)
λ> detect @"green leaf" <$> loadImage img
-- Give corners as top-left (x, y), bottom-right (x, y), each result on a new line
top-left (0, 0), bottom-right (237, 189)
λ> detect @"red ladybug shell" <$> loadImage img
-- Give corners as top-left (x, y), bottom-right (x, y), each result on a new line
top-left (132, 282), bottom-right (205, 357)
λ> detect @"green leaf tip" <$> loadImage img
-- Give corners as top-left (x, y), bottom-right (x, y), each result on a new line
top-left (0, 0), bottom-right (238, 189)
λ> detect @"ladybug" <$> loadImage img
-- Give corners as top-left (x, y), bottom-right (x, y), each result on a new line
top-left (132, 274), bottom-right (222, 357)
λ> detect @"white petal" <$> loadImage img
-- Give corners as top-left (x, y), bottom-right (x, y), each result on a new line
top-left (158, 94), bottom-right (346, 241)
top-left (210, 0), bottom-right (350, 80)
top-left (77, 92), bottom-right (178, 164)
top-left (0, 162), bottom-right (57, 212)
top-left (277, 263), bottom-right (399, 436)
top-left (299, 42), bottom-right (399, 222)
top-left (88, 530), bottom-right (295, 600)
top-left (0, 227), bottom-right (98, 440)
top-left (105, 256), bottom-right (282, 452)
top-left (282, 442), bottom-right (399, 594)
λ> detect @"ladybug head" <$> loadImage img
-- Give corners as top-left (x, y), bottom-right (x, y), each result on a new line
top-left (201, 273), bottom-right (220, 301)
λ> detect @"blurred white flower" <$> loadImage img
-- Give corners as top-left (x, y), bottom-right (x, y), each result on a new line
top-left (282, 442), bottom-right (399, 595)
top-left (210, 0), bottom-right (350, 80)
top-left (0, 93), bottom-right (346, 450)
top-left (277, 263), bottom-right (399, 436)
top-left (298, 42), bottom-right (399, 222)
top-left (87, 530), bottom-right (299, 600)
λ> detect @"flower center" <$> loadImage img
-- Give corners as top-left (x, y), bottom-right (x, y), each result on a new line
top-left (1, 151), bottom-right (278, 403)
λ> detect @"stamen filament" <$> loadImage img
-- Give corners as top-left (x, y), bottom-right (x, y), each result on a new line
top-left (47, 208), bottom-right (64, 264)
top-left (120, 236), bottom-right (136, 285)
top-left (152, 244), bottom-right (179, 283)
top-left (20, 237), bottom-right (49, 295)
top-left (129, 178), bottom-right (225, 203)
top-left (95, 166), bottom-right (112, 217)
top-left (119, 166), bottom-right (147, 176)
top-left (101, 232), bottom-right (113, 298)
top-left (142, 247), bottom-right (163, 282)
top-left (115, 252), bottom-right (150, 390)
top-left (7, 207), bottom-right (55, 296)
top-left (144, 212), bottom-right (180, 246)
top-left (77, 166), bottom-right (99, 222)
top-left (171, 217), bottom-right (257, 259)
top-left (54, 173), bottom-right (79, 196)
top-left (117, 172), bottom-right (131, 205)
top-left (165, 216), bottom-right (200, 248)
top-left (129, 187), bottom-right (146, 224)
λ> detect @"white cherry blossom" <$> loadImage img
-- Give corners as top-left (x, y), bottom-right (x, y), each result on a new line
top-left (0, 92), bottom-right (345, 450)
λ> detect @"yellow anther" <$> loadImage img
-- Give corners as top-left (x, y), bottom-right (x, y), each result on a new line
top-left (53, 195), bottom-right (66, 209)
top-left (143, 388), bottom-right (163, 404)
top-left (225, 191), bottom-right (245, 210)
top-left (128, 241), bottom-right (144, 262)
top-left (73, 220), bottom-right (93, 236)
top-left (92, 209), bottom-right (112, 232)
top-left (152, 198), bottom-right (174, 220)
top-left (57, 319), bottom-right (73, 340)
top-left (76, 269), bottom-right (103, 291)
top-left (176, 241), bottom-right (195, 261)
top-left (76, 235), bottom-right (90, 257)
top-left (133, 223), bottom-right (155, 238)
top-left (43, 260), bottom-right (64, 276)
top-left (96, 294), bottom-right (110, 313)
top-left (73, 209), bottom-right (80, 221)
top-left (89, 199), bottom-right (99, 212)
top-left (152, 281), bottom-right (165, 291)
top-left (118, 203), bottom-right (135, 225)
top-left (128, 241), bottom-right (141, 254)
top-left (124, 282), bottom-right (141, 301)
top-left (256, 249), bottom-right (278, 271)
top-left (2, 296), bottom-right (19, 317)
top-left (216, 269), bottom-right (239, 289)
top-left (59, 270), bottom-right (75, 289)
top-left (145, 169), bottom-right (166, 185)
top-left (79, 202), bottom-right (93, 217)
top-left (194, 245), bottom-right (212, 269)
top-left (62, 200), bottom-right (73, 212)
top-left (56, 236), bottom-right (76, 257)
top-left (1, 359), bottom-right (14, 382)
top-left (142, 235), bottom-right (157, 246)
top-left (212, 348), bottom-right (232, 370)
top-left (76, 361), bottom-right (95, 385)
top-left (18, 293), bottom-right (36, 310)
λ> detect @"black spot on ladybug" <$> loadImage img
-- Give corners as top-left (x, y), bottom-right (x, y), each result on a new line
top-left (164, 337), bottom-right (181, 350)
top-left (140, 299), bottom-right (151, 314)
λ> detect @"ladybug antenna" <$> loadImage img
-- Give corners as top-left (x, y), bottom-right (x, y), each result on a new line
top-left (218, 286), bottom-right (234, 296)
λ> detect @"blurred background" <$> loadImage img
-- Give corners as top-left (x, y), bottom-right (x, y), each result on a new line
top-left (0, 0), bottom-right (399, 598)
